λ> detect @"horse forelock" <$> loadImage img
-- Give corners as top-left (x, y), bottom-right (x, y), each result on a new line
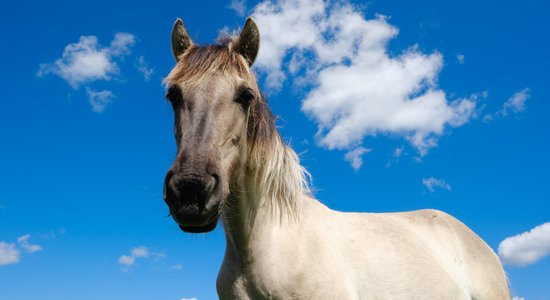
top-left (164, 44), bottom-right (251, 87)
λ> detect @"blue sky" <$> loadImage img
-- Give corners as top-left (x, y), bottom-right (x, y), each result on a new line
top-left (0, 0), bottom-right (548, 299)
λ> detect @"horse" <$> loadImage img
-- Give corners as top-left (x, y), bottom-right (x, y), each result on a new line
top-left (162, 17), bottom-right (510, 300)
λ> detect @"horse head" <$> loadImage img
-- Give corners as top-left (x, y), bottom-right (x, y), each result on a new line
top-left (163, 18), bottom-right (262, 233)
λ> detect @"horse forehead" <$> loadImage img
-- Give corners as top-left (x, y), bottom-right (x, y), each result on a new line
top-left (186, 74), bottom-right (238, 103)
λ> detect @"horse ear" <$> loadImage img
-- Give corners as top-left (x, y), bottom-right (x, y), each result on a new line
top-left (233, 17), bottom-right (260, 66)
top-left (171, 18), bottom-right (193, 62)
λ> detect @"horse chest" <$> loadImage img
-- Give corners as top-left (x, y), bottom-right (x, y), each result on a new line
top-left (218, 243), bottom-right (359, 299)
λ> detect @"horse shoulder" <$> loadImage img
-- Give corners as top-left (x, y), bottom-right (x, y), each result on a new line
top-left (235, 198), bottom-right (360, 299)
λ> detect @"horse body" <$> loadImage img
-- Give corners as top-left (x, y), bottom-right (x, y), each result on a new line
top-left (163, 17), bottom-right (510, 299)
top-left (217, 196), bottom-right (509, 300)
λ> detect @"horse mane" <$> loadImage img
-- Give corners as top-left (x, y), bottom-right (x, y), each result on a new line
top-left (164, 42), bottom-right (311, 222)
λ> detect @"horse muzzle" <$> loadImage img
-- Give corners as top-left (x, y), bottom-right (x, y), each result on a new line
top-left (163, 170), bottom-right (221, 233)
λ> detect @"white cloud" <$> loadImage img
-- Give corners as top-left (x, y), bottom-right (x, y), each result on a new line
top-left (17, 234), bottom-right (42, 253)
top-left (135, 55), bottom-right (154, 81)
top-left (118, 255), bottom-right (135, 266)
top-left (38, 33), bottom-right (135, 89)
top-left (180, 298), bottom-right (198, 300)
top-left (498, 88), bottom-right (530, 116)
top-left (86, 88), bottom-right (114, 113)
top-left (344, 147), bottom-right (371, 170)
top-left (512, 297), bottom-right (525, 300)
top-left (0, 242), bottom-right (20, 266)
top-left (118, 246), bottom-right (153, 270)
top-left (171, 263), bottom-right (183, 270)
top-left (229, 0), bottom-right (246, 17)
top-left (251, 0), bottom-right (477, 158)
top-left (41, 227), bottom-right (67, 239)
top-left (385, 146), bottom-right (405, 167)
top-left (422, 177), bottom-right (451, 192)
top-left (392, 147), bottom-right (404, 159)
top-left (484, 88), bottom-right (530, 122)
top-left (109, 32), bottom-right (135, 56)
top-left (131, 246), bottom-right (150, 258)
top-left (1, 234), bottom-right (44, 266)
top-left (498, 222), bottom-right (550, 266)
top-left (456, 53), bottom-right (465, 64)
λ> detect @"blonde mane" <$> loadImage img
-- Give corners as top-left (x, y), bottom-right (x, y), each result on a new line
top-left (164, 43), bottom-right (310, 224)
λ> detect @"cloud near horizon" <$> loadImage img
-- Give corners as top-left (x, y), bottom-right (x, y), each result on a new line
top-left (0, 234), bottom-right (43, 266)
top-left (17, 234), bottom-right (42, 253)
top-left (498, 222), bottom-right (550, 266)
top-left (0, 242), bottom-right (20, 266)
top-left (251, 0), bottom-right (478, 167)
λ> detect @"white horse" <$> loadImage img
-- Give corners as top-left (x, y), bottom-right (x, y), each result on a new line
top-left (162, 17), bottom-right (510, 300)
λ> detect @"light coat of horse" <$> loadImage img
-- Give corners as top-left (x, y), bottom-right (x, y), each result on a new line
top-left (162, 17), bottom-right (510, 300)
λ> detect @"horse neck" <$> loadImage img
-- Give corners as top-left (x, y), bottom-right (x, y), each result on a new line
top-left (221, 134), bottom-right (309, 259)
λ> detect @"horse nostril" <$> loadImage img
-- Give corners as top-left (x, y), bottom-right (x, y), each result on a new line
top-left (165, 178), bottom-right (184, 207)
top-left (211, 173), bottom-right (220, 190)
top-left (164, 169), bottom-right (175, 183)
top-left (163, 169), bottom-right (176, 202)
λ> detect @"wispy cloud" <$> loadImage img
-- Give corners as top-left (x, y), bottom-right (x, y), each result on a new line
top-left (251, 0), bottom-right (477, 162)
top-left (1, 234), bottom-right (42, 266)
top-left (228, 0), bottom-right (246, 17)
top-left (180, 298), bottom-right (198, 300)
top-left (108, 33), bottom-right (135, 56)
top-left (393, 147), bottom-right (404, 159)
top-left (512, 297), bottom-right (525, 300)
top-left (86, 88), bottom-right (114, 113)
top-left (498, 88), bottom-right (530, 116)
top-left (456, 53), bottom-right (465, 64)
top-left (344, 147), bottom-right (371, 170)
top-left (484, 88), bottom-right (530, 122)
top-left (498, 222), bottom-right (550, 266)
top-left (38, 33), bottom-right (135, 89)
top-left (40, 227), bottom-right (66, 240)
top-left (0, 242), bottom-right (20, 266)
top-left (386, 146), bottom-right (405, 167)
top-left (17, 235), bottom-right (42, 253)
top-left (422, 177), bottom-right (451, 192)
top-left (117, 246), bottom-right (166, 272)
top-left (118, 246), bottom-right (150, 268)
top-left (135, 55), bottom-right (154, 81)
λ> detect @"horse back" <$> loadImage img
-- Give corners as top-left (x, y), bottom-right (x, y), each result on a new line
top-left (351, 208), bottom-right (510, 300)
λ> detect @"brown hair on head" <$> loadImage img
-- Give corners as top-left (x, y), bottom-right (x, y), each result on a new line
top-left (247, 90), bottom-right (277, 155)
top-left (164, 44), bottom-right (251, 87)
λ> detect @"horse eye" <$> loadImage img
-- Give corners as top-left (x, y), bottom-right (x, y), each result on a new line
top-left (166, 86), bottom-right (183, 105)
top-left (235, 89), bottom-right (254, 108)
